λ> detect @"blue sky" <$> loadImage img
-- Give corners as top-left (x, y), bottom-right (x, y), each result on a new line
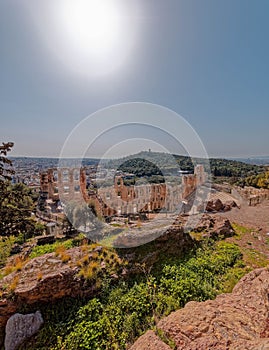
top-left (0, 0), bottom-right (268, 158)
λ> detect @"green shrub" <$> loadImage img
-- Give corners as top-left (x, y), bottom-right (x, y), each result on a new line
top-left (29, 239), bottom-right (74, 259)
top-left (19, 240), bottom-right (247, 350)
top-left (0, 236), bottom-right (16, 268)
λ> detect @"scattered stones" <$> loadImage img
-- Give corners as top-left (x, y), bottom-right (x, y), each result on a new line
top-left (206, 198), bottom-right (224, 212)
top-left (206, 198), bottom-right (237, 213)
top-left (223, 200), bottom-right (237, 212)
top-left (193, 215), bottom-right (235, 239)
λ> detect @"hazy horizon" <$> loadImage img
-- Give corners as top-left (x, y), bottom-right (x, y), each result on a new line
top-left (10, 151), bottom-right (269, 161)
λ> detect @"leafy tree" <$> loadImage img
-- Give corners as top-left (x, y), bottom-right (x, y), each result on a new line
top-left (0, 142), bottom-right (14, 180)
top-left (0, 142), bottom-right (39, 240)
top-left (244, 171), bottom-right (269, 189)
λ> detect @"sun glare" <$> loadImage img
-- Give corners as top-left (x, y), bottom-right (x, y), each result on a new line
top-left (62, 0), bottom-right (121, 56)
top-left (53, 0), bottom-right (133, 77)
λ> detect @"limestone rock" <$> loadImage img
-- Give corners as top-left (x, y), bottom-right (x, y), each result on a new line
top-left (194, 214), bottom-right (235, 238)
top-left (129, 330), bottom-right (171, 350)
top-left (206, 198), bottom-right (224, 212)
top-left (223, 199), bottom-right (237, 212)
top-left (5, 311), bottom-right (43, 350)
top-left (211, 216), bottom-right (235, 238)
top-left (131, 267), bottom-right (269, 350)
top-left (0, 247), bottom-right (100, 330)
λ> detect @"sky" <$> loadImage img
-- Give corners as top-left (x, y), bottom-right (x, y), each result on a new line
top-left (0, 0), bottom-right (269, 158)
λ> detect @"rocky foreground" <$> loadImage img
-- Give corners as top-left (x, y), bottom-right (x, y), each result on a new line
top-left (130, 267), bottom-right (269, 350)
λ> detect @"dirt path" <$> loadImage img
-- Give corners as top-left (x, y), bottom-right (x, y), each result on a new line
top-left (217, 200), bottom-right (269, 233)
top-left (213, 201), bottom-right (269, 262)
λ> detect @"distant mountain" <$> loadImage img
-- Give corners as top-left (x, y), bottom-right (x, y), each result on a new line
top-left (229, 157), bottom-right (269, 166)
top-left (105, 151), bottom-right (265, 179)
top-left (10, 152), bottom-right (266, 179)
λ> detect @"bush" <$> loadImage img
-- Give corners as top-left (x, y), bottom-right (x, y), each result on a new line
top-left (0, 236), bottom-right (15, 268)
top-left (19, 241), bottom-right (247, 350)
top-left (29, 239), bottom-right (74, 259)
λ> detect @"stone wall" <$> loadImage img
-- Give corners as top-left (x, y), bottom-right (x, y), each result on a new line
top-left (40, 165), bottom-right (206, 217)
top-left (98, 177), bottom-right (180, 217)
top-left (182, 164), bottom-right (206, 199)
top-left (40, 167), bottom-right (88, 204)
top-left (232, 186), bottom-right (269, 206)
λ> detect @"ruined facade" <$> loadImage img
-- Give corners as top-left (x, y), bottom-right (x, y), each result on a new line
top-left (232, 186), bottom-right (269, 206)
top-left (39, 168), bottom-right (88, 206)
top-left (97, 177), bottom-right (179, 217)
top-left (182, 164), bottom-right (206, 199)
top-left (39, 165), bottom-right (206, 218)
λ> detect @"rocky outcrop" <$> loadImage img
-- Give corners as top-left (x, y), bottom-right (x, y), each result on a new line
top-left (206, 198), bottom-right (224, 212)
top-left (118, 224), bottom-right (194, 275)
top-left (5, 311), bottom-right (43, 350)
top-left (206, 198), bottom-right (237, 212)
top-left (129, 330), bottom-right (171, 350)
top-left (0, 226), bottom-right (194, 336)
top-left (193, 214), bottom-right (235, 238)
top-left (130, 267), bottom-right (269, 350)
top-left (0, 246), bottom-right (118, 330)
top-left (114, 221), bottom-right (193, 249)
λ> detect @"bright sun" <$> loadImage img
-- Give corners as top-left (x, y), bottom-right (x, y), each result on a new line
top-left (61, 0), bottom-right (121, 56)
top-left (53, 0), bottom-right (133, 77)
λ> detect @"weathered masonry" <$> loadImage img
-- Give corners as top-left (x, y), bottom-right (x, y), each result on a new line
top-left (39, 165), bottom-right (206, 217)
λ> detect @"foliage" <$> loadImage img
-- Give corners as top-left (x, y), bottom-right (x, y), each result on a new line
top-left (0, 236), bottom-right (16, 268)
top-left (0, 142), bottom-right (14, 180)
top-left (76, 244), bottom-right (124, 283)
top-left (0, 180), bottom-right (36, 238)
top-left (231, 222), bottom-right (252, 239)
top-left (105, 151), bottom-right (264, 185)
top-left (19, 240), bottom-right (246, 350)
top-left (118, 158), bottom-right (164, 178)
top-left (242, 171), bottom-right (269, 189)
top-left (29, 239), bottom-right (75, 259)
top-left (0, 143), bottom-right (41, 240)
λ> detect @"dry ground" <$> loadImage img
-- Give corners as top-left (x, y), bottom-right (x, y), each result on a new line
top-left (215, 200), bottom-right (269, 264)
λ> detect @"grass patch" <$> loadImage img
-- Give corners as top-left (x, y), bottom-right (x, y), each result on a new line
top-left (155, 328), bottom-right (176, 349)
top-left (9, 275), bottom-right (19, 292)
top-left (231, 222), bottom-right (252, 239)
top-left (76, 245), bottom-right (125, 281)
top-left (29, 239), bottom-right (74, 259)
top-left (19, 239), bottom-right (247, 350)
top-left (1, 256), bottom-right (29, 278)
top-left (241, 247), bottom-right (268, 268)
